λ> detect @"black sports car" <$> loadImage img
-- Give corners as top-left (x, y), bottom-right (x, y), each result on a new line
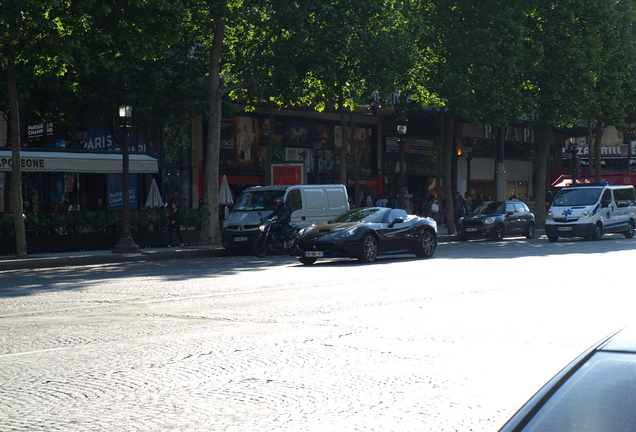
top-left (294, 207), bottom-right (437, 265)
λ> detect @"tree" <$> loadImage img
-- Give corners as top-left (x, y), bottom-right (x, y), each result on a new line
top-left (1, 0), bottom-right (189, 256)
top-left (526, 0), bottom-right (611, 226)
top-left (576, 0), bottom-right (636, 181)
top-left (415, 0), bottom-right (535, 233)
top-left (279, 0), bottom-right (418, 207)
top-left (0, 0), bottom-right (73, 257)
top-left (189, 0), bottom-right (410, 245)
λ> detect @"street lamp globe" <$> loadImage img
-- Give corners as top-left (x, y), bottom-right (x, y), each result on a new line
top-left (396, 111), bottom-right (408, 135)
top-left (464, 137), bottom-right (473, 156)
top-left (119, 94), bottom-right (133, 119)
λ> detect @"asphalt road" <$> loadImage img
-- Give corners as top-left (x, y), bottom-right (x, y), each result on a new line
top-left (1, 234), bottom-right (635, 431)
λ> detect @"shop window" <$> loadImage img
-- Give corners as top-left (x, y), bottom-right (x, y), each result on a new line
top-left (162, 111), bottom-right (191, 167)
top-left (162, 169), bottom-right (191, 208)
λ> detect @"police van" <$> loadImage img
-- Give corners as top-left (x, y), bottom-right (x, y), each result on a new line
top-left (545, 182), bottom-right (636, 241)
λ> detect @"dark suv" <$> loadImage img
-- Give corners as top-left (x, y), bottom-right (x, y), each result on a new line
top-left (457, 200), bottom-right (536, 241)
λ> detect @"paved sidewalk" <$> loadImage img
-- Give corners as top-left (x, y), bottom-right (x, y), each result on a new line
top-left (1, 227), bottom-right (458, 271)
top-left (0, 244), bottom-right (229, 271)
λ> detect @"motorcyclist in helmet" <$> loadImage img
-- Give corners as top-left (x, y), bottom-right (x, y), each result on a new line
top-left (267, 196), bottom-right (292, 243)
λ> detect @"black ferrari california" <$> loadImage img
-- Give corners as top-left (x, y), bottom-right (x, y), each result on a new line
top-left (294, 207), bottom-right (437, 265)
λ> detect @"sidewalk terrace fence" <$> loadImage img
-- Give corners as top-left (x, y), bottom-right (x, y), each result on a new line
top-left (0, 208), bottom-right (202, 255)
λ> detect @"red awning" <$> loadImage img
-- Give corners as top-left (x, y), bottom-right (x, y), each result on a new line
top-left (552, 173), bottom-right (636, 188)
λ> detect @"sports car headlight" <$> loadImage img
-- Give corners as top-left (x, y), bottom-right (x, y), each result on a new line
top-left (297, 226), bottom-right (312, 237)
top-left (546, 211), bottom-right (554, 221)
top-left (579, 211), bottom-right (591, 219)
top-left (483, 216), bottom-right (496, 225)
top-left (336, 226), bottom-right (358, 238)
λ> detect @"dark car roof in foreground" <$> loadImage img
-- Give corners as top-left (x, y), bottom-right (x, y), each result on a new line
top-left (498, 326), bottom-right (636, 432)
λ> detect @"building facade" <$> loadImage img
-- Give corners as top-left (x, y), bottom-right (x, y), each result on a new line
top-left (3, 106), bottom-right (628, 220)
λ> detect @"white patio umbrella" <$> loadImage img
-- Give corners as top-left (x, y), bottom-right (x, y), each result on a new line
top-left (145, 178), bottom-right (164, 208)
top-left (218, 175), bottom-right (234, 206)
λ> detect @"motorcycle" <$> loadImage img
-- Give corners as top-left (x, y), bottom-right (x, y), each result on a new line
top-left (252, 216), bottom-right (299, 258)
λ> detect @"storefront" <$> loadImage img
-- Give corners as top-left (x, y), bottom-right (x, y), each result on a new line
top-left (0, 150), bottom-right (158, 213)
top-left (204, 113), bottom-right (380, 202)
top-left (458, 124), bottom-right (538, 202)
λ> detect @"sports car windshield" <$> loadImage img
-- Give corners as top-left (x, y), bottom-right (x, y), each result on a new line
top-left (553, 187), bottom-right (603, 206)
top-left (332, 207), bottom-right (389, 223)
top-left (474, 201), bottom-right (506, 215)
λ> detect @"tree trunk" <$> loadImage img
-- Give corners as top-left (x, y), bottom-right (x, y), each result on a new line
top-left (264, 100), bottom-right (274, 185)
top-left (534, 122), bottom-right (551, 228)
top-left (338, 105), bottom-right (349, 194)
top-left (443, 114), bottom-right (455, 234)
top-left (349, 111), bottom-right (362, 206)
top-left (594, 120), bottom-right (604, 183)
top-left (7, 52), bottom-right (27, 257)
top-left (435, 112), bottom-right (444, 205)
top-left (199, 16), bottom-right (225, 246)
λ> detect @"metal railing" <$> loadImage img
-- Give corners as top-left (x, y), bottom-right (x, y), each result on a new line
top-left (0, 208), bottom-right (203, 254)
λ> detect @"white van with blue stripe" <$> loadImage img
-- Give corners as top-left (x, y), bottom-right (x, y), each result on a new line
top-left (545, 182), bottom-right (636, 241)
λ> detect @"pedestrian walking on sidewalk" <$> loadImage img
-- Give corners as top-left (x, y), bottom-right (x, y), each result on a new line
top-left (166, 202), bottom-right (184, 247)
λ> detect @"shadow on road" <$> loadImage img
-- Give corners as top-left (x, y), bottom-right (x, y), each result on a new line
top-left (1, 234), bottom-right (634, 298)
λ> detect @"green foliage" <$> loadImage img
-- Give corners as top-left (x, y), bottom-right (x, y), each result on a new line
top-left (421, 0), bottom-right (537, 125)
top-left (24, 214), bottom-right (39, 233)
top-left (181, 209), bottom-right (200, 229)
top-left (1, 217), bottom-right (14, 237)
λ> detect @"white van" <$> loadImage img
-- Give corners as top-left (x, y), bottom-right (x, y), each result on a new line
top-left (545, 182), bottom-right (636, 241)
top-left (221, 184), bottom-right (349, 250)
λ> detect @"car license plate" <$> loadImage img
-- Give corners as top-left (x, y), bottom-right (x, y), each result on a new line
top-left (305, 251), bottom-right (323, 258)
top-left (557, 227), bottom-right (572, 231)
top-left (465, 228), bottom-right (478, 232)
top-left (233, 237), bottom-right (248, 242)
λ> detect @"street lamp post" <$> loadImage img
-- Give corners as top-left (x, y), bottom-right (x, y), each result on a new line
top-left (396, 111), bottom-right (408, 210)
top-left (566, 137), bottom-right (580, 182)
top-left (464, 137), bottom-right (474, 192)
top-left (112, 93), bottom-right (140, 254)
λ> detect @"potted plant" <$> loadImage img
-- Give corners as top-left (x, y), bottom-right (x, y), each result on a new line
top-left (182, 209), bottom-right (199, 230)
top-left (24, 213), bottom-right (39, 235)
top-left (1, 217), bottom-right (14, 237)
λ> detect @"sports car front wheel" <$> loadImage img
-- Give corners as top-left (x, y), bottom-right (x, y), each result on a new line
top-left (358, 233), bottom-right (379, 263)
top-left (415, 229), bottom-right (437, 258)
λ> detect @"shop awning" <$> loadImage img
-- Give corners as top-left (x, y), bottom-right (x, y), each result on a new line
top-left (551, 173), bottom-right (636, 188)
top-left (0, 150), bottom-right (158, 173)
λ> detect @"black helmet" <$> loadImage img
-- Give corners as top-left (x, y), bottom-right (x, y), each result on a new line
top-left (274, 197), bottom-right (284, 206)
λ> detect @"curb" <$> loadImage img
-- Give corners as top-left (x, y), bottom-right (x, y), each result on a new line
top-left (0, 247), bottom-right (229, 271)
